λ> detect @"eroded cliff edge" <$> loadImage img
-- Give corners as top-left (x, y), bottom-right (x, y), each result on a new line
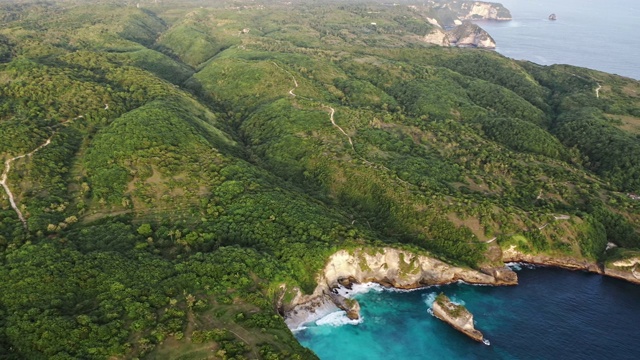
top-left (502, 245), bottom-right (640, 285)
top-left (283, 247), bottom-right (517, 329)
top-left (432, 293), bottom-right (484, 342)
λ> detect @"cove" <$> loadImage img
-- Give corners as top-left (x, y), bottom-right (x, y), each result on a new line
top-left (295, 267), bottom-right (640, 359)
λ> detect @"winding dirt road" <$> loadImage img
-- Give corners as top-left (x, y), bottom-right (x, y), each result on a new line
top-left (1, 117), bottom-right (78, 230)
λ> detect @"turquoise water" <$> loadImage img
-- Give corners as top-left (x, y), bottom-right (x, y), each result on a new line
top-left (295, 267), bottom-right (640, 359)
top-left (475, 0), bottom-right (640, 79)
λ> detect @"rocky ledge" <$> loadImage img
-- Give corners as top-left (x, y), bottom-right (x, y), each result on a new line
top-left (283, 247), bottom-right (517, 329)
top-left (502, 245), bottom-right (640, 285)
top-left (603, 258), bottom-right (640, 285)
top-left (502, 245), bottom-right (602, 273)
top-left (432, 293), bottom-right (484, 342)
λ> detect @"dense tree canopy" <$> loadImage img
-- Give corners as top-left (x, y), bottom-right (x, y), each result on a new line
top-left (0, 0), bottom-right (639, 359)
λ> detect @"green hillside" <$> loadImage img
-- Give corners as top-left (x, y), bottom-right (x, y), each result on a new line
top-left (1, 0), bottom-right (639, 359)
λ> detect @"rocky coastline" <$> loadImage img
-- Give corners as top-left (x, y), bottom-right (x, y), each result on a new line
top-left (502, 245), bottom-right (640, 285)
top-left (284, 246), bottom-right (640, 330)
top-left (423, 21), bottom-right (496, 49)
top-left (283, 247), bottom-right (517, 329)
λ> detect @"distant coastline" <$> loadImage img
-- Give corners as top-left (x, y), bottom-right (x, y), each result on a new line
top-left (474, 0), bottom-right (640, 80)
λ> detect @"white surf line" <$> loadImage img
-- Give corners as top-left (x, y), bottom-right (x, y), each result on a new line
top-left (0, 117), bottom-right (79, 230)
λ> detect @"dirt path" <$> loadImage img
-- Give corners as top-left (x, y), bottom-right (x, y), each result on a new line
top-left (273, 63), bottom-right (413, 179)
top-left (596, 84), bottom-right (602, 98)
top-left (0, 117), bottom-right (78, 230)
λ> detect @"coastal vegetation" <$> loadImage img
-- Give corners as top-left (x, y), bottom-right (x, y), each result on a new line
top-left (0, 0), bottom-right (639, 358)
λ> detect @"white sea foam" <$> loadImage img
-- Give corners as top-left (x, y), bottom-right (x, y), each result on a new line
top-left (423, 292), bottom-right (438, 307)
top-left (315, 311), bottom-right (363, 327)
top-left (506, 262), bottom-right (539, 271)
top-left (506, 262), bottom-right (523, 271)
top-left (336, 282), bottom-right (384, 298)
top-left (483, 338), bottom-right (491, 346)
top-left (423, 292), bottom-right (466, 308)
top-left (449, 296), bottom-right (465, 306)
top-left (291, 325), bottom-right (308, 333)
top-left (456, 280), bottom-right (492, 287)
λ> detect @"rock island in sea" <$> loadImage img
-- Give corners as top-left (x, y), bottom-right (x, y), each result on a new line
top-left (431, 293), bottom-right (485, 343)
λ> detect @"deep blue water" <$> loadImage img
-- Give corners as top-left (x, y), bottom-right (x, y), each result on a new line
top-left (295, 267), bottom-right (640, 359)
top-left (475, 0), bottom-right (640, 80)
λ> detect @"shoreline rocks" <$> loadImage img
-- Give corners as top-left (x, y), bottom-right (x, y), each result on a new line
top-left (431, 293), bottom-right (484, 342)
top-left (284, 246), bottom-right (640, 331)
top-left (502, 245), bottom-right (603, 274)
top-left (283, 247), bottom-right (517, 329)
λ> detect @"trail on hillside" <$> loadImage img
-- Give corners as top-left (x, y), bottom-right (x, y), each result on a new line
top-left (272, 62), bottom-right (410, 178)
top-left (0, 117), bottom-right (78, 230)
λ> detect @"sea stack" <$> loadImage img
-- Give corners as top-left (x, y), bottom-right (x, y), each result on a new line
top-left (549, 13), bottom-right (557, 21)
top-left (431, 293), bottom-right (484, 342)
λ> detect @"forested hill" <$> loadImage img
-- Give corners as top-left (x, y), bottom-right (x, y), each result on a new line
top-left (1, 0), bottom-right (639, 358)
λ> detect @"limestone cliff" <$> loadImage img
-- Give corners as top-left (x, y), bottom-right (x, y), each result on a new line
top-left (447, 21), bottom-right (496, 49)
top-left (423, 22), bottom-right (496, 49)
top-left (432, 293), bottom-right (484, 342)
top-left (502, 245), bottom-right (602, 273)
top-left (284, 247), bottom-right (517, 329)
top-left (423, 28), bottom-right (450, 47)
top-left (459, 1), bottom-right (512, 21)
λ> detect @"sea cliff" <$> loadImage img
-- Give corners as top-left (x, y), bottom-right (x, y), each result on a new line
top-left (283, 247), bottom-right (517, 329)
top-left (458, 1), bottom-right (512, 21)
top-left (423, 21), bottom-right (496, 49)
top-left (502, 245), bottom-right (640, 285)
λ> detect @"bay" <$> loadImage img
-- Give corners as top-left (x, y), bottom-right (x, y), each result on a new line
top-left (475, 0), bottom-right (640, 80)
top-left (295, 268), bottom-right (640, 359)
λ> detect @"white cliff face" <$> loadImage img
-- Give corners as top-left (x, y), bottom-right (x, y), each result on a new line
top-left (423, 21), bottom-right (496, 49)
top-left (322, 248), bottom-right (500, 287)
top-left (284, 247), bottom-right (516, 329)
top-left (460, 2), bottom-right (512, 21)
top-left (447, 22), bottom-right (496, 49)
top-left (426, 17), bottom-right (441, 27)
top-left (423, 28), bottom-right (450, 47)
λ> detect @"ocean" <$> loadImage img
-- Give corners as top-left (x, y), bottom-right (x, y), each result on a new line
top-left (295, 267), bottom-right (640, 359)
top-left (474, 0), bottom-right (640, 80)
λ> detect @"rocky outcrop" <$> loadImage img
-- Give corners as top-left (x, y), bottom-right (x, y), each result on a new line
top-left (502, 245), bottom-right (602, 273)
top-left (284, 247), bottom-right (517, 329)
top-left (328, 291), bottom-right (360, 320)
top-left (447, 21), bottom-right (496, 48)
top-left (423, 22), bottom-right (496, 49)
top-left (423, 28), bottom-right (450, 47)
top-left (604, 258), bottom-right (640, 285)
top-left (459, 1), bottom-right (512, 21)
top-left (432, 293), bottom-right (484, 342)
